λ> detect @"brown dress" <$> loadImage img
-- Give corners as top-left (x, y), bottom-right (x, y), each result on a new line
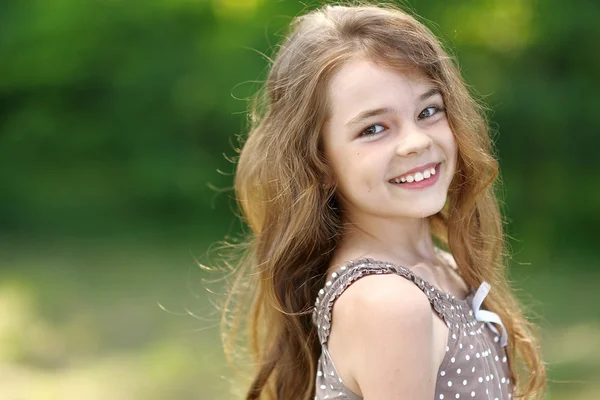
top-left (312, 256), bottom-right (513, 400)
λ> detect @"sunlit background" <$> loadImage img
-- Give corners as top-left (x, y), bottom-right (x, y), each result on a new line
top-left (1, 0), bottom-right (598, 398)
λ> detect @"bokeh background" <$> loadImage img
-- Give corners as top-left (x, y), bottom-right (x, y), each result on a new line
top-left (1, 0), bottom-right (598, 398)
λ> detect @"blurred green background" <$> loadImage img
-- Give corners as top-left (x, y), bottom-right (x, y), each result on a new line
top-left (0, 0), bottom-right (598, 398)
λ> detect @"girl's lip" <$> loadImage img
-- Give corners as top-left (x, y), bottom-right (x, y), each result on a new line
top-left (389, 162), bottom-right (440, 182)
top-left (389, 163), bottom-right (441, 189)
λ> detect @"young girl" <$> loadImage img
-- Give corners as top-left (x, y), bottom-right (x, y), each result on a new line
top-left (217, 3), bottom-right (547, 399)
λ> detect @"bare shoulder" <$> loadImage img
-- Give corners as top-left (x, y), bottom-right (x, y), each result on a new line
top-left (328, 274), bottom-right (437, 399)
top-left (332, 272), bottom-right (433, 320)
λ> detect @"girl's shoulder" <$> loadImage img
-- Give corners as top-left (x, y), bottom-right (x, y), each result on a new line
top-left (313, 257), bottom-right (476, 347)
top-left (326, 269), bottom-right (435, 329)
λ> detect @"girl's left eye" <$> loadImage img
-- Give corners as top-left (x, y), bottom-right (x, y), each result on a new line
top-left (418, 106), bottom-right (445, 120)
top-left (359, 124), bottom-right (386, 137)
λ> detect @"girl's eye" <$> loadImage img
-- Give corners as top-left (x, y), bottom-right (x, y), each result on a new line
top-left (359, 124), bottom-right (386, 137)
top-left (418, 105), bottom-right (445, 120)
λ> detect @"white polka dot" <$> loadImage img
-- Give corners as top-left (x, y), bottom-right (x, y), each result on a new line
top-left (465, 355), bottom-right (470, 360)
top-left (470, 344), bottom-right (474, 349)
top-left (501, 377), bottom-right (506, 383)
top-left (330, 384), bottom-right (334, 389)
top-left (459, 343), bottom-right (463, 349)
top-left (463, 379), bottom-right (467, 385)
top-left (440, 395), bottom-right (444, 400)
top-left (320, 385), bottom-right (326, 389)
top-left (317, 371), bottom-right (323, 377)
top-left (476, 352), bottom-right (480, 358)
top-left (446, 346), bottom-right (450, 352)
top-left (332, 272), bottom-right (338, 278)
top-left (494, 336), bottom-right (499, 342)
top-left (330, 371), bottom-right (335, 376)
top-left (478, 377), bottom-right (483, 383)
top-left (452, 333), bottom-right (457, 340)
top-left (495, 355), bottom-right (499, 361)
top-left (491, 374), bottom-right (494, 380)
top-left (448, 381), bottom-right (453, 387)
top-left (502, 356), bottom-right (507, 363)
top-left (455, 394), bottom-right (460, 399)
top-left (457, 368), bottom-right (461, 374)
top-left (472, 366), bottom-right (475, 372)
top-left (451, 357), bottom-right (456, 363)
top-left (471, 391), bottom-right (475, 397)
top-left (326, 281), bottom-right (332, 286)
top-left (440, 371), bottom-right (446, 376)
top-left (338, 377), bottom-right (342, 383)
top-left (486, 375), bottom-right (490, 381)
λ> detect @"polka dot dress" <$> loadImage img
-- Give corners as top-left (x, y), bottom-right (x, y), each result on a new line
top-left (311, 258), bottom-right (513, 400)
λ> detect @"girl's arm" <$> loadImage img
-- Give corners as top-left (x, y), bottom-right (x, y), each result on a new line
top-left (328, 274), bottom-right (438, 400)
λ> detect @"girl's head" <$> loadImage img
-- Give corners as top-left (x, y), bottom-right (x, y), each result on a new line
top-left (238, 3), bottom-right (495, 238)
top-left (224, 3), bottom-right (546, 400)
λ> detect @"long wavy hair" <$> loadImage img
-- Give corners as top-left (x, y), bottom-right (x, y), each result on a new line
top-left (215, 2), bottom-right (547, 399)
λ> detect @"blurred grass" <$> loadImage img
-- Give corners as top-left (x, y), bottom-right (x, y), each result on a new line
top-left (0, 237), bottom-right (235, 400)
top-left (0, 238), bottom-right (597, 399)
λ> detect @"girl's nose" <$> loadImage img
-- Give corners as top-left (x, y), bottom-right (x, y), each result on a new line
top-left (395, 125), bottom-right (433, 157)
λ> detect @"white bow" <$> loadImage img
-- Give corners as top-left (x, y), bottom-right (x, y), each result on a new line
top-left (472, 281), bottom-right (508, 347)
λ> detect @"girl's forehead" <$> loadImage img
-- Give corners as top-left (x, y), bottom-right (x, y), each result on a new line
top-left (325, 59), bottom-right (437, 120)
top-left (329, 58), bottom-right (432, 95)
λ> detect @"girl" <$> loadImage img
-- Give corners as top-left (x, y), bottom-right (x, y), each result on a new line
top-left (217, 3), bottom-right (547, 399)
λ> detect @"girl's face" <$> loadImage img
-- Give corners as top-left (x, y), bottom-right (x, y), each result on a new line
top-left (322, 58), bottom-right (458, 222)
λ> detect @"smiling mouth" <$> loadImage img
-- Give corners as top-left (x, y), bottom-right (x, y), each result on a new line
top-left (389, 163), bottom-right (441, 184)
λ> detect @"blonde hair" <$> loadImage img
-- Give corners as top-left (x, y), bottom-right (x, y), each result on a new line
top-left (217, 2), bottom-right (547, 399)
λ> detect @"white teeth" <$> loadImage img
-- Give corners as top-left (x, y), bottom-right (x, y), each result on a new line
top-left (391, 164), bottom-right (439, 184)
top-left (390, 167), bottom-right (435, 183)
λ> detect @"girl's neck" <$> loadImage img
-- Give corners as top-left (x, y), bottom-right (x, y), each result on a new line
top-left (333, 214), bottom-right (438, 267)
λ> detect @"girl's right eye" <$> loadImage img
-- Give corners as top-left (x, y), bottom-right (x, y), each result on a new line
top-left (359, 124), bottom-right (386, 137)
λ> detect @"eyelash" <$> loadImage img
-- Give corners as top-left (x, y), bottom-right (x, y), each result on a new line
top-left (359, 105), bottom-right (446, 137)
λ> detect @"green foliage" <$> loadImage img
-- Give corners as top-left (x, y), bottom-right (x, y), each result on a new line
top-left (1, 0), bottom-right (597, 254)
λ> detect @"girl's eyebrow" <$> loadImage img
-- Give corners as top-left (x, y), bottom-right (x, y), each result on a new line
top-left (344, 87), bottom-right (442, 128)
